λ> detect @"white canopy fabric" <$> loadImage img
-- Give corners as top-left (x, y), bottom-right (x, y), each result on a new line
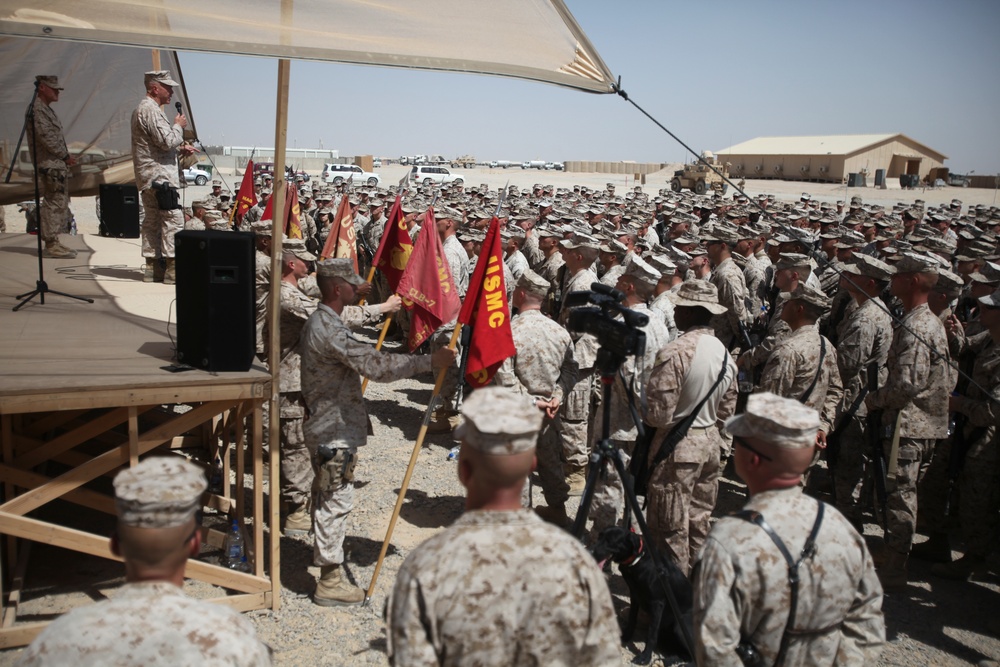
top-left (0, 40), bottom-right (193, 205)
top-left (0, 0), bottom-right (615, 94)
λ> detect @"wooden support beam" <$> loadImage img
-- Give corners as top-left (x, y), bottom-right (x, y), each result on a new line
top-left (21, 410), bottom-right (89, 438)
top-left (14, 407), bottom-right (137, 469)
top-left (0, 622), bottom-right (47, 649)
top-left (2, 541), bottom-right (31, 628)
top-left (0, 465), bottom-right (115, 514)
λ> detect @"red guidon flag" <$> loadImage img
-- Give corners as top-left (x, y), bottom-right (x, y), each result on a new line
top-left (233, 159), bottom-right (258, 226)
top-left (260, 183), bottom-right (302, 239)
top-left (458, 217), bottom-right (516, 387)
top-left (395, 206), bottom-right (460, 351)
top-left (372, 193), bottom-right (414, 292)
top-left (321, 190), bottom-right (359, 271)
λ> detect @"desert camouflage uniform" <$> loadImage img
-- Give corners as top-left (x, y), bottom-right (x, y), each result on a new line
top-left (264, 280), bottom-right (318, 507)
top-left (27, 98), bottom-right (70, 243)
top-left (535, 249), bottom-right (565, 284)
top-left (131, 96), bottom-right (185, 258)
top-left (494, 309), bottom-right (577, 507)
top-left (818, 258), bottom-right (843, 298)
top-left (831, 297), bottom-right (892, 517)
top-left (17, 581), bottom-right (272, 666)
top-left (643, 327), bottom-right (737, 575)
top-left (598, 262), bottom-right (626, 288)
top-left (650, 290), bottom-right (679, 342)
top-left (254, 250), bottom-right (271, 356)
top-left (758, 323), bottom-right (844, 435)
top-left (432, 234), bottom-right (471, 414)
top-left (710, 256), bottom-right (751, 349)
top-left (385, 510), bottom-right (620, 667)
top-left (300, 303), bottom-right (432, 565)
top-left (744, 296), bottom-right (792, 370)
top-left (867, 303), bottom-right (956, 555)
top-left (693, 488), bottom-right (885, 666)
top-left (557, 267), bottom-right (600, 473)
top-left (505, 248), bottom-right (529, 284)
top-left (523, 231), bottom-right (544, 268)
top-left (589, 303), bottom-right (672, 535)
top-left (743, 254), bottom-right (768, 318)
top-left (924, 331), bottom-right (1000, 558)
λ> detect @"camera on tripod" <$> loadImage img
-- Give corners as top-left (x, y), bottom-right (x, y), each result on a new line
top-left (564, 283), bottom-right (647, 373)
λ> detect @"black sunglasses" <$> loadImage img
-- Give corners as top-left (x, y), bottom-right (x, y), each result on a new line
top-left (733, 436), bottom-right (773, 462)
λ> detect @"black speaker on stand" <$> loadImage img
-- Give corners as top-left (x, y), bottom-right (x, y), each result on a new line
top-left (175, 230), bottom-right (255, 372)
top-left (98, 184), bottom-right (140, 238)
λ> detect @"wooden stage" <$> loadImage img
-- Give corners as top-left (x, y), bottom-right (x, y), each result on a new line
top-left (0, 233), bottom-right (276, 647)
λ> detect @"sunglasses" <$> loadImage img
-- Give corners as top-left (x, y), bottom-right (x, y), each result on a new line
top-left (733, 436), bottom-right (773, 462)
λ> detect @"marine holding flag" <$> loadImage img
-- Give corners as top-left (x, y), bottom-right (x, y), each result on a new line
top-left (300, 258), bottom-right (456, 607)
top-left (233, 159), bottom-right (258, 227)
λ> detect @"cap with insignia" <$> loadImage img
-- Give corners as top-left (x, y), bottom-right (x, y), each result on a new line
top-left (724, 392), bottom-right (820, 450)
top-left (316, 258), bottom-right (365, 285)
top-left (113, 456), bottom-right (207, 528)
top-left (454, 386), bottom-right (542, 455)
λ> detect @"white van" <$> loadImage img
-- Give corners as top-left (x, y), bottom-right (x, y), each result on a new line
top-left (409, 165), bottom-right (465, 185)
top-left (322, 163), bottom-right (380, 186)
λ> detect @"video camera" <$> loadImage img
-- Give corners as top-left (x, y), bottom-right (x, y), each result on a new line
top-left (564, 283), bottom-right (647, 375)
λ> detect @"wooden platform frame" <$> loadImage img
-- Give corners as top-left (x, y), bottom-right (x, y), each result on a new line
top-left (0, 375), bottom-right (277, 649)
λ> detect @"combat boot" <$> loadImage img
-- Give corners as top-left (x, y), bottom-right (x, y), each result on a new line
top-left (163, 258), bottom-right (177, 285)
top-left (910, 532), bottom-right (951, 564)
top-left (930, 553), bottom-right (985, 580)
top-left (142, 259), bottom-right (156, 283)
top-left (427, 410), bottom-right (460, 434)
top-left (313, 564), bottom-right (364, 607)
top-left (878, 549), bottom-right (908, 593)
top-left (42, 240), bottom-right (76, 259)
top-left (283, 502), bottom-right (312, 536)
top-left (566, 465), bottom-right (588, 497)
top-left (535, 503), bottom-right (570, 529)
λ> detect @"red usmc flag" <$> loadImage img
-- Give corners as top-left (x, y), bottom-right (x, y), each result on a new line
top-left (234, 159), bottom-right (258, 226)
top-left (320, 191), bottom-right (359, 271)
top-left (373, 193), bottom-right (414, 292)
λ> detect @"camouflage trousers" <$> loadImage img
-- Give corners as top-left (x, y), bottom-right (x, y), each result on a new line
top-left (140, 188), bottom-right (183, 259)
top-left (430, 323), bottom-right (462, 414)
top-left (535, 415), bottom-right (569, 507)
top-left (831, 416), bottom-right (868, 521)
top-left (885, 437), bottom-right (947, 555)
top-left (39, 167), bottom-right (69, 242)
top-left (588, 438), bottom-right (634, 538)
top-left (310, 447), bottom-right (357, 566)
top-left (560, 377), bottom-right (593, 471)
top-left (279, 392), bottom-right (313, 507)
top-left (646, 428), bottom-right (722, 577)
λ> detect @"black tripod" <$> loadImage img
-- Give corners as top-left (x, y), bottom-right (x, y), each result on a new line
top-left (7, 80), bottom-right (93, 312)
top-left (570, 348), bottom-right (695, 659)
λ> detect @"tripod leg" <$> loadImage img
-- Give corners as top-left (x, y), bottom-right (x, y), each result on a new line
top-left (43, 289), bottom-right (94, 304)
top-left (570, 445), bottom-right (608, 539)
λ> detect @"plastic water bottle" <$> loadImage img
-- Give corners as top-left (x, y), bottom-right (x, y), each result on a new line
top-left (222, 519), bottom-right (248, 571)
top-left (446, 446), bottom-right (460, 461)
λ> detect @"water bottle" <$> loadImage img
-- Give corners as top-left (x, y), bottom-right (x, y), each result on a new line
top-left (446, 446), bottom-right (460, 461)
top-left (222, 519), bottom-right (247, 571)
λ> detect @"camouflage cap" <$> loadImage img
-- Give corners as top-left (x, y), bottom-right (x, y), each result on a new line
top-left (283, 238), bottom-right (316, 261)
top-left (892, 251), bottom-right (939, 274)
top-left (559, 232), bottom-right (600, 250)
top-left (935, 268), bottom-right (963, 294)
top-left (845, 253), bottom-right (895, 282)
top-left (599, 238), bottom-right (628, 259)
top-left (113, 456), bottom-right (207, 528)
top-left (725, 392), bottom-right (820, 450)
top-left (250, 221), bottom-right (272, 237)
top-left (316, 258), bottom-right (365, 285)
top-left (35, 75), bottom-right (63, 90)
top-left (774, 252), bottom-right (812, 271)
top-left (979, 289), bottom-right (1000, 309)
top-left (144, 70), bottom-right (180, 87)
top-left (455, 386), bottom-right (542, 455)
top-left (515, 269), bottom-right (550, 298)
top-left (780, 282), bottom-right (831, 311)
top-left (433, 205), bottom-right (462, 221)
top-left (623, 255), bottom-right (661, 287)
top-left (668, 279), bottom-right (727, 314)
top-left (646, 254), bottom-right (677, 275)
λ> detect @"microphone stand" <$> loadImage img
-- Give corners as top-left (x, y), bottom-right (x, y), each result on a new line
top-left (13, 80), bottom-right (93, 312)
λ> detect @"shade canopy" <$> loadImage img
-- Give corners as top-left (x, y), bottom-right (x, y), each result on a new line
top-left (0, 0), bottom-right (616, 94)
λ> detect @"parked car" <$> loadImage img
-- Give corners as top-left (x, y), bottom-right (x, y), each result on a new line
top-left (948, 173), bottom-right (971, 187)
top-left (409, 165), bottom-right (465, 186)
top-left (373, 158), bottom-right (382, 168)
top-left (182, 166), bottom-right (211, 185)
top-left (322, 163), bottom-right (380, 186)
top-left (543, 162), bottom-right (565, 171)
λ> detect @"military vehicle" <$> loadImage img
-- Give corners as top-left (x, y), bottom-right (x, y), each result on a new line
top-left (670, 151), bottom-right (729, 195)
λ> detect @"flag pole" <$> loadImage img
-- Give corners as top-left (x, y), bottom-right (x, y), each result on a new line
top-left (363, 322), bottom-right (463, 605)
top-left (360, 314), bottom-right (394, 395)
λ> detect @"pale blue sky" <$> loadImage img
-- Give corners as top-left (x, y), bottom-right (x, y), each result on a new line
top-left (180, 0), bottom-right (1000, 173)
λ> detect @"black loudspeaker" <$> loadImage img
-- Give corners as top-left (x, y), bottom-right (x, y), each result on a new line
top-left (175, 230), bottom-right (255, 372)
top-left (98, 184), bottom-right (140, 238)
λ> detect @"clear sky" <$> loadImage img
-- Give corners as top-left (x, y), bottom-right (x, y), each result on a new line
top-left (179, 0), bottom-right (1000, 174)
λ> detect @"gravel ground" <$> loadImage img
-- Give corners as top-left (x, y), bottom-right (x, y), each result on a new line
top-left (0, 172), bottom-right (998, 665)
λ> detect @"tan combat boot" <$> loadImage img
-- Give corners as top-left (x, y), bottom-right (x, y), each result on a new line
top-left (142, 259), bottom-right (157, 283)
top-left (427, 410), bottom-right (460, 434)
top-left (283, 502), bottom-right (312, 536)
top-left (878, 549), bottom-right (908, 593)
top-left (566, 465), bottom-right (588, 497)
top-left (313, 564), bottom-right (364, 607)
top-left (163, 258), bottom-right (177, 285)
top-left (42, 240), bottom-right (76, 259)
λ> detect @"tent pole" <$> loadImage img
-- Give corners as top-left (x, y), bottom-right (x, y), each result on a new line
top-left (151, 49), bottom-right (161, 70)
top-left (267, 58), bottom-right (291, 612)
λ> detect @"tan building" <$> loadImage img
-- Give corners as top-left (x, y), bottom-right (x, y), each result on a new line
top-left (715, 133), bottom-right (947, 184)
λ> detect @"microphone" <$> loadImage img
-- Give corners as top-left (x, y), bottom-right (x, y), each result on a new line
top-left (175, 102), bottom-right (183, 115)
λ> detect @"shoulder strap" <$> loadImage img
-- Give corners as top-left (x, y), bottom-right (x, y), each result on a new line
top-left (798, 336), bottom-right (827, 404)
top-left (733, 501), bottom-right (825, 667)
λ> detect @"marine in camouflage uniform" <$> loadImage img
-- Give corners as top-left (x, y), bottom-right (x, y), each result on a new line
top-left (643, 281), bottom-right (737, 576)
top-left (18, 457), bottom-right (272, 666)
top-left (28, 76), bottom-right (76, 258)
top-left (493, 270), bottom-right (577, 522)
top-left (693, 393), bottom-right (885, 666)
top-left (704, 226), bottom-right (751, 350)
top-left (300, 259), bottom-right (453, 606)
top-left (385, 387), bottom-right (620, 667)
top-left (866, 253), bottom-right (957, 590)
